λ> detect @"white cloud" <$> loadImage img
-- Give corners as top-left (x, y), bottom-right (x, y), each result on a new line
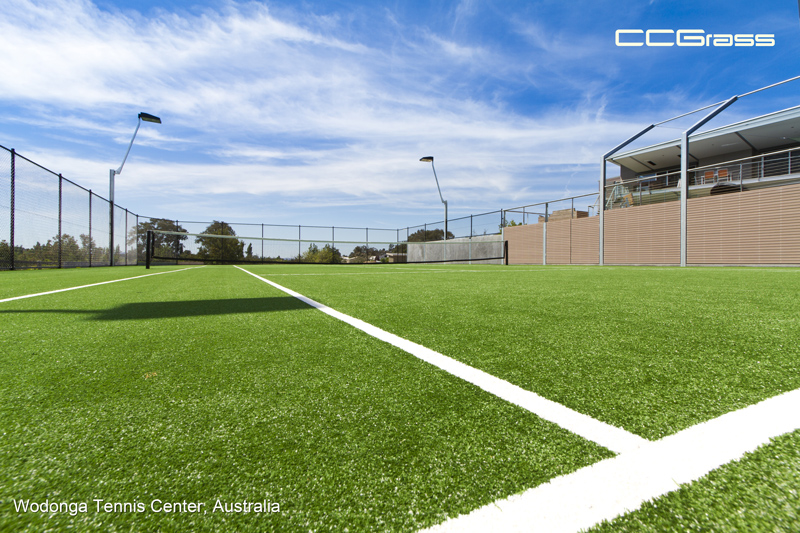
top-left (0, 0), bottom-right (709, 228)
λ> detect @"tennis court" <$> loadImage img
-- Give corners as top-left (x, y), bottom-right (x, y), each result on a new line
top-left (2, 264), bottom-right (799, 532)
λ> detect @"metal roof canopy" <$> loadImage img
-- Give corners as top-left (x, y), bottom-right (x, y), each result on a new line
top-left (609, 105), bottom-right (800, 174)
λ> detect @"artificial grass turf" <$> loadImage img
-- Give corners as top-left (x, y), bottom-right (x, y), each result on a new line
top-left (588, 428), bottom-right (800, 532)
top-left (247, 264), bottom-right (800, 440)
top-left (0, 265), bottom-right (191, 300)
top-left (0, 265), bottom-right (612, 532)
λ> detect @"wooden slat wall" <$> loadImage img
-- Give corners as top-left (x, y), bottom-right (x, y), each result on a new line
top-left (688, 183), bottom-right (800, 264)
top-left (505, 183), bottom-right (798, 266)
top-left (571, 216), bottom-right (599, 264)
top-left (604, 202), bottom-right (680, 265)
top-left (504, 223), bottom-right (543, 264)
top-left (545, 219), bottom-right (571, 264)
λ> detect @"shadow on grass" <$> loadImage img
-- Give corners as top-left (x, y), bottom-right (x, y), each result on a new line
top-left (0, 297), bottom-right (311, 320)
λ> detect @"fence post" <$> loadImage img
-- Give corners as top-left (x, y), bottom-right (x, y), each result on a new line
top-left (125, 209), bottom-right (129, 265)
top-left (543, 202), bottom-right (548, 265)
top-left (109, 170), bottom-right (114, 266)
top-left (570, 197), bottom-right (573, 265)
top-left (58, 174), bottom-right (63, 268)
top-left (88, 191), bottom-right (92, 267)
top-left (10, 149), bottom-right (15, 270)
top-left (298, 225), bottom-right (301, 261)
top-left (145, 229), bottom-right (152, 269)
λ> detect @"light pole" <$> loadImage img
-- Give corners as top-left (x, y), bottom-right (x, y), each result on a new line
top-left (110, 112), bottom-right (161, 266)
top-left (419, 156), bottom-right (448, 241)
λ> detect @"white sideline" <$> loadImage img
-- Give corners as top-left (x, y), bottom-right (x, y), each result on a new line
top-left (0, 266), bottom-right (205, 303)
top-left (422, 387), bottom-right (800, 533)
top-left (235, 265), bottom-right (647, 455)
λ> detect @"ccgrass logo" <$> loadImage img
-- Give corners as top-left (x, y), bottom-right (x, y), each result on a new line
top-left (615, 29), bottom-right (775, 47)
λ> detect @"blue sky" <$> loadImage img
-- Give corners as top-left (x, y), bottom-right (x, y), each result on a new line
top-left (2, 0), bottom-right (799, 231)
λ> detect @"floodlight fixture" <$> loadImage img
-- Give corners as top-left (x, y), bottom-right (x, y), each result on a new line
top-left (138, 112), bottom-right (162, 124)
top-left (109, 111), bottom-right (161, 265)
top-left (419, 156), bottom-right (448, 241)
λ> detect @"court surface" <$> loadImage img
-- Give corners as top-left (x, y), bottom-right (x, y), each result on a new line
top-left (1, 264), bottom-right (798, 532)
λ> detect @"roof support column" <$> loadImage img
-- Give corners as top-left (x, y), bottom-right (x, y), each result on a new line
top-left (680, 96), bottom-right (739, 266)
top-left (600, 125), bottom-right (655, 265)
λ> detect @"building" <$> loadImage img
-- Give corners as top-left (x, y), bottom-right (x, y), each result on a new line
top-left (504, 105), bottom-right (800, 266)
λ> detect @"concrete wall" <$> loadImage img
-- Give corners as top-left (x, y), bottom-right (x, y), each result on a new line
top-left (407, 234), bottom-right (504, 264)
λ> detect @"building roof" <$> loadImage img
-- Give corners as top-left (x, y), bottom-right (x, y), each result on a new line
top-left (608, 105), bottom-right (800, 174)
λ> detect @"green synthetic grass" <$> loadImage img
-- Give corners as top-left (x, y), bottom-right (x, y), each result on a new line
top-left (248, 264), bottom-right (800, 440)
top-left (588, 429), bottom-right (800, 532)
top-left (0, 266), bottom-right (611, 532)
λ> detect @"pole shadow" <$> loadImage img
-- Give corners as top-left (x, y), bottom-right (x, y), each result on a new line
top-left (0, 297), bottom-right (310, 320)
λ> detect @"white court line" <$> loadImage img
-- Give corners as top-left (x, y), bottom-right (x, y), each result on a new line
top-left (422, 387), bottom-right (800, 533)
top-left (235, 265), bottom-right (646, 455)
top-left (0, 266), bottom-right (205, 303)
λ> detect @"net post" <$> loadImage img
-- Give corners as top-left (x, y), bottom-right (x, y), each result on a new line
top-left (145, 229), bottom-right (152, 269)
top-left (58, 174), bottom-right (63, 268)
top-left (9, 149), bottom-right (15, 270)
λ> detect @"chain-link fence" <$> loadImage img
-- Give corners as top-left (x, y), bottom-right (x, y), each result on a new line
top-left (0, 145), bottom-right (140, 270)
top-left (136, 217), bottom-right (407, 265)
top-left (1, 147), bottom-right (508, 271)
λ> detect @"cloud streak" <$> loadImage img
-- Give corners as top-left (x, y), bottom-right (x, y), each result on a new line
top-left (1, 0), bottom-right (795, 228)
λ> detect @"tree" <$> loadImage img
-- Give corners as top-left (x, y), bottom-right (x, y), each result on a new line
top-left (407, 228), bottom-right (454, 242)
top-left (135, 219), bottom-right (189, 262)
top-left (0, 240), bottom-right (10, 269)
top-left (246, 243), bottom-right (253, 259)
top-left (349, 245), bottom-right (387, 263)
top-left (388, 242), bottom-right (407, 255)
top-left (195, 221), bottom-right (244, 263)
top-left (51, 234), bottom-right (83, 264)
top-left (302, 243), bottom-right (342, 263)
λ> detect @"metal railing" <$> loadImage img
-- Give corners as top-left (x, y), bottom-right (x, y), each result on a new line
top-left (401, 210), bottom-right (503, 242)
top-left (604, 147), bottom-right (800, 210)
top-left (503, 192), bottom-right (600, 225)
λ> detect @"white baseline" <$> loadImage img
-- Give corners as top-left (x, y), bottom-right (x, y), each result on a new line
top-left (422, 387), bottom-right (800, 532)
top-left (0, 266), bottom-right (205, 304)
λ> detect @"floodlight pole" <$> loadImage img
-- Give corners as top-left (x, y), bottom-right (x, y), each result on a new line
top-left (420, 156), bottom-right (448, 239)
top-left (109, 112), bottom-right (161, 266)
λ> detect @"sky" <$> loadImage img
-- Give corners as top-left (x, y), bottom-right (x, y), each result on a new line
top-left (2, 0), bottom-right (800, 231)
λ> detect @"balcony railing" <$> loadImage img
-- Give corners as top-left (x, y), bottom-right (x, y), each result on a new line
top-left (605, 147), bottom-right (800, 210)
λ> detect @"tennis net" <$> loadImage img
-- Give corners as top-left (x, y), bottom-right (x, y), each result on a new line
top-left (145, 229), bottom-right (505, 267)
